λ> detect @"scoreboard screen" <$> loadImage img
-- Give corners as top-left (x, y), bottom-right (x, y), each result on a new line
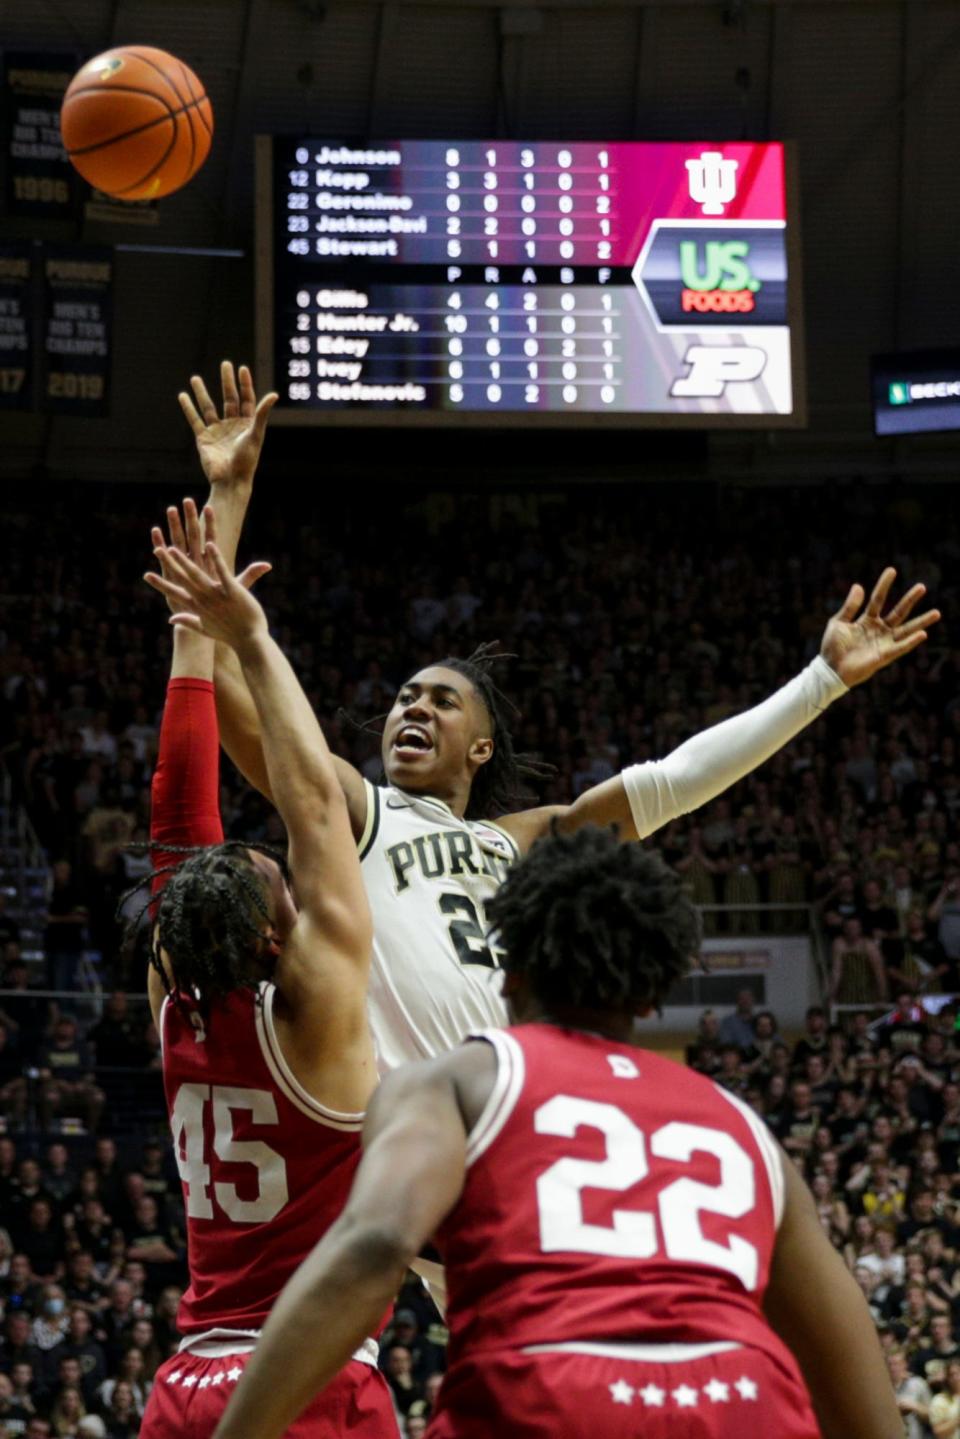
top-left (873, 350), bottom-right (960, 436)
top-left (257, 137), bottom-right (804, 428)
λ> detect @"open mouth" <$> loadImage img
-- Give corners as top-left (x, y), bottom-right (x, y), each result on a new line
top-left (393, 725), bottom-right (434, 759)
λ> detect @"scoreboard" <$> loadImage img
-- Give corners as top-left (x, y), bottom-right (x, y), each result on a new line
top-left (257, 137), bottom-right (804, 427)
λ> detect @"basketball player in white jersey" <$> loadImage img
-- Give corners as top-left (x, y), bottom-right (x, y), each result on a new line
top-left (178, 363), bottom-right (941, 1073)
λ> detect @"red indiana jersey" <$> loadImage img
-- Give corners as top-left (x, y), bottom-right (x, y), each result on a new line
top-left (436, 1024), bottom-right (793, 1371)
top-left (161, 983), bottom-right (366, 1339)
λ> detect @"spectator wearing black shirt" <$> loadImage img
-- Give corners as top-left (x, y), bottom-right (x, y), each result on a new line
top-left (0, 1024), bottom-right (26, 1127)
top-left (0, 965), bottom-right (47, 1066)
top-left (58, 1310), bottom-right (106, 1406)
top-left (37, 1019), bottom-right (104, 1135)
top-left (43, 862), bottom-right (88, 995)
top-left (41, 1146), bottom-right (77, 1207)
top-left (72, 1200), bottom-right (114, 1270)
top-left (87, 996), bottom-right (144, 1071)
top-left (0, 1313), bottom-right (42, 1378)
top-left (792, 1006), bottom-right (830, 1068)
top-left (0, 1369), bottom-right (32, 1437)
top-left (860, 879), bottom-right (901, 962)
top-left (18, 1203), bottom-right (63, 1285)
top-left (776, 1079), bottom-right (821, 1159)
top-left (63, 1253), bottom-right (104, 1318)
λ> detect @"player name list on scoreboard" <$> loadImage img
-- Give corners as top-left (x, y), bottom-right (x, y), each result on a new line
top-left (266, 138), bottom-right (796, 421)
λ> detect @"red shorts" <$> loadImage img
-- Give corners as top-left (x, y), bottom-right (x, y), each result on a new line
top-left (427, 1342), bottom-right (819, 1439)
top-left (141, 1347), bottom-right (398, 1439)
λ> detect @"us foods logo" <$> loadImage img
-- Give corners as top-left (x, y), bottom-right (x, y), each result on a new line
top-left (632, 223), bottom-right (788, 330)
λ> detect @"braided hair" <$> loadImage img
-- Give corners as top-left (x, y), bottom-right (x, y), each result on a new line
top-left (430, 643), bottom-right (553, 819)
top-left (117, 841), bottom-right (290, 1014)
top-left (486, 825), bottom-right (700, 1014)
top-left (345, 642), bottom-right (553, 820)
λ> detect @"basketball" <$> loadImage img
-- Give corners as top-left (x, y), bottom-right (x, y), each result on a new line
top-left (60, 45), bottom-right (213, 201)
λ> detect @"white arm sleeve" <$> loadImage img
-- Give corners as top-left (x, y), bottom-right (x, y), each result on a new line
top-left (622, 656), bottom-right (848, 840)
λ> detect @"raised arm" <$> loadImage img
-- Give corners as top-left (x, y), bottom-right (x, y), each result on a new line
top-left (146, 513), bottom-right (373, 1092)
top-left (145, 501), bottom-right (223, 1028)
top-left (763, 1152), bottom-right (902, 1439)
top-left (500, 569), bottom-right (940, 854)
top-left (212, 1049), bottom-right (478, 1439)
top-left (180, 361), bottom-right (368, 838)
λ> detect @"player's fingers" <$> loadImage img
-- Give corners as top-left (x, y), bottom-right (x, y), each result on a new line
top-left (878, 631), bottom-right (929, 668)
top-left (883, 581), bottom-right (926, 627)
top-left (169, 613), bottom-right (204, 634)
top-left (203, 542), bottom-right (236, 588)
top-left (202, 504), bottom-right (218, 544)
top-left (237, 561), bottom-right (272, 590)
top-left (178, 390), bottom-right (205, 436)
top-left (893, 608), bottom-right (941, 641)
top-left (834, 583), bottom-right (863, 623)
top-left (165, 505), bottom-right (187, 552)
top-left (149, 526), bottom-right (165, 552)
top-left (238, 364), bottom-right (257, 416)
top-left (158, 543), bottom-right (209, 592)
top-left (221, 360), bottom-right (240, 418)
top-left (190, 374), bottom-right (218, 425)
top-left (144, 572), bottom-right (193, 608)
top-left (865, 567), bottom-right (896, 619)
top-left (253, 392), bottom-right (278, 438)
top-left (182, 497), bottom-right (203, 559)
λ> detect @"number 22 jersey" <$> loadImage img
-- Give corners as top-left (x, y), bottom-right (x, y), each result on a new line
top-left (435, 1023), bottom-right (798, 1370)
top-left (358, 781), bottom-right (519, 1070)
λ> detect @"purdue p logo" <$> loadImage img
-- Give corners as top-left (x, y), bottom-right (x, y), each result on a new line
top-left (671, 344), bottom-right (767, 399)
top-left (686, 151), bottom-right (739, 216)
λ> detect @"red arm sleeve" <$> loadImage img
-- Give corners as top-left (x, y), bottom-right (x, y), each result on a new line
top-left (151, 677), bottom-right (223, 898)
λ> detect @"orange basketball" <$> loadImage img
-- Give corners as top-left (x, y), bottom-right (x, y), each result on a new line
top-left (60, 46), bottom-right (213, 201)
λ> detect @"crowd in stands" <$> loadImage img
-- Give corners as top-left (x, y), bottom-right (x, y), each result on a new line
top-left (0, 480), bottom-right (959, 1435)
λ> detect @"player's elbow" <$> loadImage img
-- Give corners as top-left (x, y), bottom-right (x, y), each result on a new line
top-left (339, 1215), bottom-right (419, 1280)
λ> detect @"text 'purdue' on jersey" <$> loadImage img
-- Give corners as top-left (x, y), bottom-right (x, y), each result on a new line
top-left (358, 781), bottom-right (519, 1070)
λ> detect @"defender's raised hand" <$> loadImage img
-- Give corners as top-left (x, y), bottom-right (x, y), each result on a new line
top-left (820, 568), bottom-right (941, 688)
top-left (149, 497), bottom-right (207, 617)
top-left (146, 504), bottom-right (272, 651)
top-left (179, 361), bottom-right (277, 489)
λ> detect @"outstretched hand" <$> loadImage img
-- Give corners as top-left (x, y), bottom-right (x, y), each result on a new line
top-left (820, 568), bottom-right (941, 688)
top-left (179, 360), bottom-right (277, 488)
top-left (150, 497), bottom-right (207, 618)
top-left (145, 503), bottom-right (272, 651)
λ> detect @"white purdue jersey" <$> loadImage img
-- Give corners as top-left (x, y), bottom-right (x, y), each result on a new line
top-left (357, 780), bottom-right (519, 1070)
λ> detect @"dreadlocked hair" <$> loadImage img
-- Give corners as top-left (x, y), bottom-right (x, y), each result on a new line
top-left (116, 841), bottom-right (290, 1014)
top-left (339, 641), bottom-right (553, 820)
top-left (435, 643), bottom-right (553, 819)
top-left (486, 825), bottom-right (700, 1014)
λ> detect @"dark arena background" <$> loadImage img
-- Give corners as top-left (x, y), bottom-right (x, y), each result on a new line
top-left (1, 3), bottom-right (959, 1437)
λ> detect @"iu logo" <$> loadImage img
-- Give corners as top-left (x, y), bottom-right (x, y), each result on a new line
top-left (686, 152), bottom-right (739, 216)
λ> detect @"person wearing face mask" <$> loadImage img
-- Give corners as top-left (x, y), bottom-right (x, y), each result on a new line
top-left (30, 1287), bottom-right (70, 1354)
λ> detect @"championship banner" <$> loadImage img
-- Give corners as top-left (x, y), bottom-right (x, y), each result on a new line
top-left (40, 246), bottom-right (112, 415)
top-left (2, 50), bottom-right (80, 219)
top-left (0, 243), bottom-right (35, 412)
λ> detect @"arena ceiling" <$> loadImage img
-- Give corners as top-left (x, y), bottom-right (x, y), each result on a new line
top-left (4, 0), bottom-right (960, 482)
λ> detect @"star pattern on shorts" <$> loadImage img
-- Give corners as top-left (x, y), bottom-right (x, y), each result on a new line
top-left (211, 1372), bottom-right (226, 1386)
top-left (198, 1376), bottom-right (212, 1389)
top-left (704, 1379), bottom-right (730, 1403)
top-left (227, 1366), bottom-right (243, 1383)
top-left (672, 1384), bottom-right (699, 1407)
top-left (638, 1383), bottom-right (665, 1407)
top-left (181, 1375), bottom-right (199, 1388)
top-left (609, 1379), bottom-right (635, 1405)
top-left (734, 1376), bottom-right (759, 1401)
top-left (166, 1372), bottom-right (182, 1386)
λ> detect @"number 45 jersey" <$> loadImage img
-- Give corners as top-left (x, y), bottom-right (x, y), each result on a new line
top-left (358, 782), bottom-right (519, 1070)
top-left (161, 985), bottom-right (368, 1340)
top-left (437, 1024), bottom-right (797, 1371)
